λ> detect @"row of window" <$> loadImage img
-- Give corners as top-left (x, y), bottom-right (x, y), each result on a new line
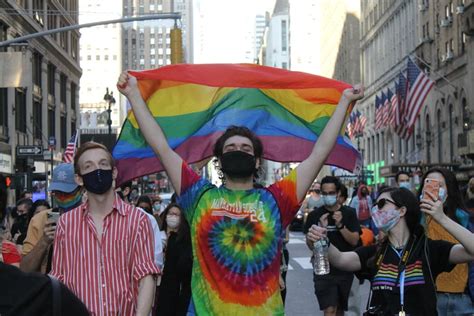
top-left (82, 55), bottom-right (118, 61)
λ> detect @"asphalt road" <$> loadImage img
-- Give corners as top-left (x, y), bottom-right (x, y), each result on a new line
top-left (284, 231), bottom-right (370, 315)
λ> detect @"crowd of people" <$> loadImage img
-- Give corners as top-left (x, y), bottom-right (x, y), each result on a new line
top-left (0, 72), bottom-right (472, 316)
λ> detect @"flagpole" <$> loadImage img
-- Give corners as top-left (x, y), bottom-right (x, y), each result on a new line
top-left (411, 55), bottom-right (458, 91)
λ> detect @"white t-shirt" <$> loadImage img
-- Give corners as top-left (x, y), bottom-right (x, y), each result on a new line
top-left (138, 208), bottom-right (164, 269)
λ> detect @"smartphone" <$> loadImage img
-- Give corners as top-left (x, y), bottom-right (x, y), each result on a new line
top-left (47, 210), bottom-right (60, 223)
top-left (422, 178), bottom-right (440, 201)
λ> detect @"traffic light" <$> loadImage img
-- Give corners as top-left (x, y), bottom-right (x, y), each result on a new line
top-left (170, 27), bottom-right (183, 64)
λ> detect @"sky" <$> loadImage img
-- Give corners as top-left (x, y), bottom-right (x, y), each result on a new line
top-left (193, 0), bottom-right (276, 63)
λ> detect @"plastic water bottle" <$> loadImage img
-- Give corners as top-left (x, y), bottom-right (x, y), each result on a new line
top-left (313, 238), bottom-right (330, 275)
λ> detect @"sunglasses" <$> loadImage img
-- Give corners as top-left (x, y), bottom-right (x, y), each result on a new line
top-left (375, 198), bottom-right (402, 209)
top-left (314, 189), bottom-right (321, 194)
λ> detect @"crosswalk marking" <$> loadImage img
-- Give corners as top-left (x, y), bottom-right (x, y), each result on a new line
top-left (292, 257), bottom-right (313, 270)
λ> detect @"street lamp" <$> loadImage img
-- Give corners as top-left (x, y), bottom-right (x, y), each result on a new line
top-left (103, 88), bottom-right (116, 136)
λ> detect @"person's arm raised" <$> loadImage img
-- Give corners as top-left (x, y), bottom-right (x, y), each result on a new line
top-left (117, 72), bottom-right (184, 194)
top-left (295, 85), bottom-right (364, 201)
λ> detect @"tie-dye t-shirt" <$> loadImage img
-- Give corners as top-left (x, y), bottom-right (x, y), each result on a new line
top-left (355, 237), bottom-right (454, 315)
top-left (177, 162), bottom-right (300, 315)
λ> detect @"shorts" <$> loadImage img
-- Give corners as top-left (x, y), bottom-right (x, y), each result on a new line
top-left (436, 292), bottom-right (474, 315)
top-left (313, 274), bottom-right (353, 311)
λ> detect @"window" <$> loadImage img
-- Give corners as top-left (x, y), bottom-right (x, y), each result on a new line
top-left (33, 0), bottom-right (44, 25)
top-left (437, 109), bottom-right (442, 162)
top-left (113, 55), bottom-right (117, 60)
top-left (48, 64), bottom-right (55, 97)
top-left (33, 101), bottom-right (42, 140)
top-left (281, 20), bottom-right (287, 52)
top-left (60, 74), bottom-right (67, 104)
top-left (71, 34), bottom-right (78, 60)
top-left (48, 108), bottom-right (55, 138)
top-left (104, 55), bottom-right (109, 61)
top-left (15, 89), bottom-right (27, 133)
top-left (448, 104), bottom-right (453, 160)
top-left (47, 6), bottom-right (57, 39)
top-left (0, 88), bottom-right (8, 133)
top-left (33, 52), bottom-right (42, 87)
top-left (60, 21), bottom-right (68, 51)
top-left (96, 55), bottom-right (100, 61)
top-left (87, 55), bottom-right (91, 60)
top-left (70, 82), bottom-right (76, 112)
top-left (461, 32), bottom-right (466, 54)
top-left (0, 23), bottom-right (7, 53)
top-left (60, 115), bottom-right (67, 149)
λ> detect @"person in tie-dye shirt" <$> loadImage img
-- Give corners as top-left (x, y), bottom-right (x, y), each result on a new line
top-left (117, 72), bottom-right (364, 315)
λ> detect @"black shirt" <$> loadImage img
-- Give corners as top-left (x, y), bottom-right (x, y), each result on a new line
top-left (304, 205), bottom-right (360, 276)
top-left (157, 232), bottom-right (193, 316)
top-left (355, 237), bottom-right (455, 316)
top-left (0, 263), bottom-right (89, 316)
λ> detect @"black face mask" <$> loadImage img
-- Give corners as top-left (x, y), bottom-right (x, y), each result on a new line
top-left (220, 151), bottom-right (257, 179)
top-left (81, 169), bottom-right (113, 195)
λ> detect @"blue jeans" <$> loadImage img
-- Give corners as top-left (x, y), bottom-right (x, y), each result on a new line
top-left (437, 293), bottom-right (474, 315)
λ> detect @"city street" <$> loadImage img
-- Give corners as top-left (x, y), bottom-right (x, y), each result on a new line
top-left (285, 231), bottom-right (370, 315)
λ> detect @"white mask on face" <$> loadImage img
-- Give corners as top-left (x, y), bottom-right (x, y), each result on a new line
top-left (166, 215), bottom-right (180, 229)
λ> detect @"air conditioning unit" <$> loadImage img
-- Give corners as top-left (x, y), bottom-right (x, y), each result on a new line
top-left (446, 50), bottom-right (454, 61)
top-left (441, 17), bottom-right (453, 27)
top-left (422, 36), bottom-right (433, 43)
top-left (456, 5), bottom-right (464, 14)
top-left (419, 3), bottom-right (428, 12)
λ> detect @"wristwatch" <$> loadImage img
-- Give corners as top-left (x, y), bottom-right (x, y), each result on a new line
top-left (336, 223), bottom-right (345, 230)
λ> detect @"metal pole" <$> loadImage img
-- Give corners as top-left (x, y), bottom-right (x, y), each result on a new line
top-left (50, 147), bottom-right (54, 208)
top-left (0, 14), bottom-right (182, 47)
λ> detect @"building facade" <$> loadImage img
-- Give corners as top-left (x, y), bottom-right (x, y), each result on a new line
top-left (415, 0), bottom-right (474, 182)
top-left (359, 0), bottom-right (420, 186)
top-left (0, 0), bottom-right (81, 200)
top-left (122, 0), bottom-right (192, 70)
top-left (79, 0), bottom-right (122, 135)
top-left (359, 0), bottom-right (474, 186)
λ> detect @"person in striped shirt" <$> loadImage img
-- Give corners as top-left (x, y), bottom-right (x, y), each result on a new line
top-left (50, 142), bottom-right (160, 316)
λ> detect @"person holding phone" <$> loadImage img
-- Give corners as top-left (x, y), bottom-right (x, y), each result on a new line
top-left (20, 163), bottom-right (83, 274)
top-left (418, 168), bottom-right (474, 315)
top-left (307, 186), bottom-right (474, 315)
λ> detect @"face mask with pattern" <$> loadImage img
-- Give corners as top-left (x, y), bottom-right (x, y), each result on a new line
top-left (54, 188), bottom-right (83, 211)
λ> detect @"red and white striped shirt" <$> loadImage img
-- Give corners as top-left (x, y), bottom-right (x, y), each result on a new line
top-left (50, 194), bottom-right (160, 316)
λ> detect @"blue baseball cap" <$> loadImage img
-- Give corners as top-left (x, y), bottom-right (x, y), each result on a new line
top-left (48, 163), bottom-right (79, 193)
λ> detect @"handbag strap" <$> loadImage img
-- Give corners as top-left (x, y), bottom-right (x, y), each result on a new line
top-left (48, 275), bottom-right (61, 316)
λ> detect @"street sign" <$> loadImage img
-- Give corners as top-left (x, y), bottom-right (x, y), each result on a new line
top-left (16, 145), bottom-right (43, 157)
top-left (48, 136), bottom-right (56, 147)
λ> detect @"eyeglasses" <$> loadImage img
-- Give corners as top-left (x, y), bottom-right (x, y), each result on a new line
top-left (314, 189), bottom-right (321, 194)
top-left (375, 198), bottom-right (402, 209)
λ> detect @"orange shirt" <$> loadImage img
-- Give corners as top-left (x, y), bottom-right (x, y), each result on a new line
top-left (427, 216), bottom-right (468, 293)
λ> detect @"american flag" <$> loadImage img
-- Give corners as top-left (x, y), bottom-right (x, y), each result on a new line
top-left (394, 72), bottom-right (408, 137)
top-left (384, 89), bottom-right (393, 126)
top-left (390, 83), bottom-right (399, 127)
top-left (381, 91), bottom-right (389, 127)
top-left (347, 112), bottom-right (357, 139)
top-left (62, 131), bottom-right (78, 163)
top-left (403, 58), bottom-right (434, 138)
top-left (358, 110), bottom-right (367, 135)
top-left (375, 95), bottom-right (383, 130)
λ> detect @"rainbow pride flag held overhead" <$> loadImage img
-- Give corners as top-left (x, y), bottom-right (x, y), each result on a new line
top-left (113, 64), bottom-right (362, 184)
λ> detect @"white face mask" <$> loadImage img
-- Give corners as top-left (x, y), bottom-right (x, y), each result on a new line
top-left (166, 215), bottom-right (180, 229)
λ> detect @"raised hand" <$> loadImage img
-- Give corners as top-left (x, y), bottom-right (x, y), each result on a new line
top-left (117, 71), bottom-right (140, 98)
top-left (342, 84), bottom-right (365, 102)
top-left (420, 190), bottom-right (446, 223)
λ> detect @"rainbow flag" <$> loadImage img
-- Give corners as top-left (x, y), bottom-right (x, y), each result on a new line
top-left (113, 64), bottom-right (361, 184)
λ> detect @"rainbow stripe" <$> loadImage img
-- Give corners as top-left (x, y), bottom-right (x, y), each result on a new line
top-left (113, 64), bottom-right (361, 184)
top-left (373, 261), bottom-right (425, 287)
